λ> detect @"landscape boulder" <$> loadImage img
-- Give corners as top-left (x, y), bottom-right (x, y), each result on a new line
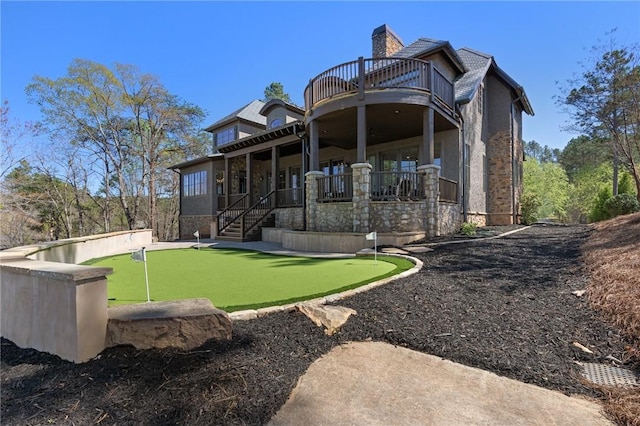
top-left (297, 303), bottom-right (357, 335)
top-left (106, 298), bottom-right (231, 351)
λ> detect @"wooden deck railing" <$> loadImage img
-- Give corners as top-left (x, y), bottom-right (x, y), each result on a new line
top-left (277, 188), bottom-right (303, 207)
top-left (439, 177), bottom-right (458, 203)
top-left (317, 174), bottom-right (353, 202)
top-left (304, 57), bottom-right (454, 111)
top-left (371, 171), bottom-right (424, 201)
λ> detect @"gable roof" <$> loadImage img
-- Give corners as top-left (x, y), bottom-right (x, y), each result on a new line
top-left (392, 38), bottom-right (467, 74)
top-left (456, 47), bottom-right (534, 116)
top-left (204, 99), bottom-right (266, 132)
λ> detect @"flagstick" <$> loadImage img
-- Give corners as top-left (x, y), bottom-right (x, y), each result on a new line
top-left (197, 234), bottom-right (200, 250)
top-left (143, 247), bottom-right (150, 303)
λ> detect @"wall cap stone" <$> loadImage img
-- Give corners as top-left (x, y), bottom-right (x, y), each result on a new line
top-left (351, 162), bottom-right (373, 170)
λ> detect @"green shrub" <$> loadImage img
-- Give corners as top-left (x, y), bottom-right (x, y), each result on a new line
top-left (520, 193), bottom-right (541, 225)
top-left (590, 187), bottom-right (612, 222)
top-left (460, 222), bottom-right (477, 236)
top-left (603, 193), bottom-right (640, 218)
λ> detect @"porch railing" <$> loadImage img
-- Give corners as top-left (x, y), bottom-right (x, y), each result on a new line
top-left (217, 193), bottom-right (249, 234)
top-left (371, 171), bottom-right (424, 201)
top-left (305, 57), bottom-right (454, 112)
top-left (439, 177), bottom-right (458, 203)
top-left (277, 187), bottom-right (303, 207)
top-left (317, 173), bottom-right (353, 202)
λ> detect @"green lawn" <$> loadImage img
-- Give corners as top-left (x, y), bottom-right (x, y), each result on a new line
top-left (84, 248), bottom-right (413, 312)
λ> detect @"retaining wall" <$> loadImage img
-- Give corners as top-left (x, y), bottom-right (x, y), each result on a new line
top-left (0, 230), bottom-right (152, 362)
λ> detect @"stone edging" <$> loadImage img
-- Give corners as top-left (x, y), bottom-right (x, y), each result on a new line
top-left (229, 254), bottom-right (423, 321)
top-left (229, 226), bottom-right (531, 321)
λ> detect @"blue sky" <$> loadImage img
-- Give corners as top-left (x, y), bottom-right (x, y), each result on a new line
top-left (2, 1), bottom-right (639, 150)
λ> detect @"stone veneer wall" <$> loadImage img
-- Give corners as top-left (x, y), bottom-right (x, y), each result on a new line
top-left (466, 213), bottom-right (487, 227)
top-left (351, 163), bottom-right (372, 233)
top-left (439, 203), bottom-right (462, 235)
top-left (180, 215), bottom-right (214, 239)
top-left (313, 203), bottom-right (353, 232)
top-left (370, 201), bottom-right (427, 233)
top-left (420, 164), bottom-right (441, 237)
top-left (487, 130), bottom-right (514, 225)
top-left (275, 208), bottom-right (304, 230)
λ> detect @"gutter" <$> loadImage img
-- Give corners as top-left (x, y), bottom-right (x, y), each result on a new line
top-left (456, 103), bottom-right (467, 222)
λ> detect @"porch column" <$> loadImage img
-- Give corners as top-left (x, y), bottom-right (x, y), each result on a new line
top-left (309, 120), bottom-right (319, 171)
top-left (224, 156), bottom-right (230, 208)
top-left (271, 146), bottom-right (278, 193)
top-left (305, 171), bottom-right (324, 232)
top-left (246, 152), bottom-right (252, 202)
top-left (420, 108), bottom-right (435, 165)
top-left (351, 162), bottom-right (372, 233)
top-left (418, 164), bottom-right (440, 237)
top-left (356, 105), bottom-right (367, 163)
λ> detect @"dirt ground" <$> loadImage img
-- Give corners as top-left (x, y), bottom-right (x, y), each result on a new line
top-left (2, 224), bottom-right (638, 425)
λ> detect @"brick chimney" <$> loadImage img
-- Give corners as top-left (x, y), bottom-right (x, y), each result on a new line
top-left (372, 24), bottom-right (404, 58)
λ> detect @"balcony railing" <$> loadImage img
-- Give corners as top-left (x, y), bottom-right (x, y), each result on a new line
top-left (439, 177), bottom-right (458, 203)
top-left (317, 173), bottom-right (353, 202)
top-left (371, 171), bottom-right (424, 201)
top-left (277, 187), bottom-right (303, 207)
top-left (305, 57), bottom-right (454, 111)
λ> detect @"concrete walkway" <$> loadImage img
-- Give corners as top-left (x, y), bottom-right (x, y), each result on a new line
top-left (269, 342), bottom-right (612, 426)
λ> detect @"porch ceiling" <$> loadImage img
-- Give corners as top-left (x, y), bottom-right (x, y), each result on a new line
top-left (315, 103), bottom-right (457, 149)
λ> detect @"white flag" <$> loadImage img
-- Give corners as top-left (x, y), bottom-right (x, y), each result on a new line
top-left (193, 230), bottom-right (200, 238)
top-left (365, 231), bottom-right (377, 240)
top-left (131, 247), bottom-right (146, 262)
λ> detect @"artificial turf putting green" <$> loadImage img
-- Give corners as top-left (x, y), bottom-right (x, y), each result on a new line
top-left (84, 248), bottom-right (413, 312)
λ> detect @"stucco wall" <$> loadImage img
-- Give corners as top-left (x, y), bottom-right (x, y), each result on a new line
top-left (26, 230), bottom-right (152, 265)
top-left (460, 101), bottom-right (488, 216)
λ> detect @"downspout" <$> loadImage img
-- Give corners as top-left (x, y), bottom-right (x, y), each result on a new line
top-left (456, 104), bottom-right (467, 223)
top-left (510, 95), bottom-right (523, 224)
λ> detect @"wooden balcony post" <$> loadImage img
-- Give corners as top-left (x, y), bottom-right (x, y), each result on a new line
top-left (271, 146), bottom-right (278, 207)
top-left (357, 105), bottom-right (367, 163)
top-left (358, 56), bottom-right (365, 101)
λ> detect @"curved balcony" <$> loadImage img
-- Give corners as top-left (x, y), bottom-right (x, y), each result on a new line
top-left (304, 57), bottom-right (455, 114)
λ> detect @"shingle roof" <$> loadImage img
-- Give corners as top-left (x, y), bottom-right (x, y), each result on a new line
top-left (454, 47), bottom-right (492, 103)
top-left (204, 99), bottom-right (266, 132)
top-left (391, 38), bottom-right (446, 58)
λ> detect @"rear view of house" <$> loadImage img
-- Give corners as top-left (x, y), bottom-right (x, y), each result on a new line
top-left (170, 24), bottom-right (533, 252)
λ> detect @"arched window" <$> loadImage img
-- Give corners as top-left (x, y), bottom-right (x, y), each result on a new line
top-left (270, 118), bottom-right (283, 129)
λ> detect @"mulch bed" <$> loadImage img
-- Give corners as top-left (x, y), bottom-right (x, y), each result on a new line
top-left (2, 224), bottom-right (636, 425)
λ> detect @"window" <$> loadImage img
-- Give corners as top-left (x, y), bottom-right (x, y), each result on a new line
top-left (477, 84), bottom-right (484, 114)
top-left (270, 118), bottom-right (283, 129)
top-left (183, 170), bottom-right (207, 197)
top-left (214, 126), bottom-right (237, 147)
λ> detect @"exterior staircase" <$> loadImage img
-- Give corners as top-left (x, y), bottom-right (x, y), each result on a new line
top-left (216, 213), bottom-right (275, 242)
top-left (216, 191), bottom-right (276, 242)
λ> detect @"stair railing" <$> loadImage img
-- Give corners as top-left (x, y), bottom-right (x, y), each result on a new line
top-left (217, 193), bottom-right (250, 234)
top-left (240, 190), bottom-right (276, 239)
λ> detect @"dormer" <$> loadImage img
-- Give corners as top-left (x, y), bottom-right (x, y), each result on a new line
top-left (260, 99), bottom-right (305, 130)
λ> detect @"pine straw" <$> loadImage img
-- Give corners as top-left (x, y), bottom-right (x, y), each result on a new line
top-left (582, 212), bottom-right (640, 358)
top-left (581, 212), bottom-right (640, 426)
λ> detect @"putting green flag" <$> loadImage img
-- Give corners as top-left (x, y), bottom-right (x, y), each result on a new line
top-left (365, 231), bottom-right (377, 240)
top-left (131, 247), bottom-right (146, 263)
